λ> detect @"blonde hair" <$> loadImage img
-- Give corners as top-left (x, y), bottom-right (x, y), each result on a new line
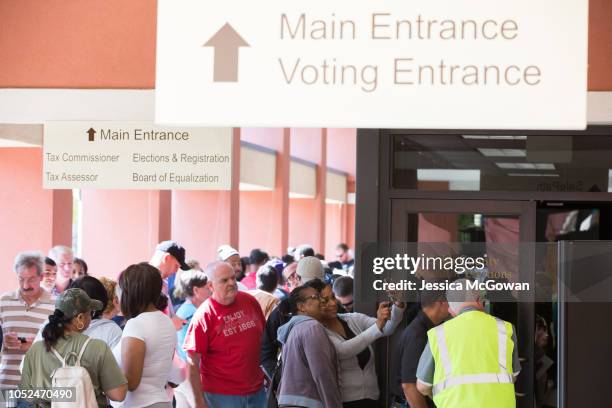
top-left (99, 277), bottom-right (118, 315)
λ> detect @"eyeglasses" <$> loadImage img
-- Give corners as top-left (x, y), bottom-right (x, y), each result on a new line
top-left (300, 294), bottom-right (321, 302)
top-left (341, 300), bottom-right (354, 308)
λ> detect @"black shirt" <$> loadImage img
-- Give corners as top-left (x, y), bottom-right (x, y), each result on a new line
top-left (260, 299), bottom-right (292, 380)
top-left (338, 318), bottom-right (371, 370)
top-left (394, 310), bottom-right (436, 407)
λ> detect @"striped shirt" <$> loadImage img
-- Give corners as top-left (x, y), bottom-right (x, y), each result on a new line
top-left (0, 289), bottom-right (55, 388)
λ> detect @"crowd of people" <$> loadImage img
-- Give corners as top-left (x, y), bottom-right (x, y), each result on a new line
top-left (1, 240), bottom-right (521, 408)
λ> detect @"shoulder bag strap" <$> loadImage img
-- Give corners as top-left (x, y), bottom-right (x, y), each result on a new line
top-left (76, 337), bottom-right (93, 366)
top-left (50, 347), bottom-right (66, 367)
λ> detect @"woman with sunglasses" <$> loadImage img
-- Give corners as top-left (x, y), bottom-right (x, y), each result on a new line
top-left (276, 280), bottom-right (342, 408)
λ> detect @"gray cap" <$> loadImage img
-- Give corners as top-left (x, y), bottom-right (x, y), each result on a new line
top-left (297, 256), bottom-right (324, 283)
top-left (55, 288), bottom-right (103, 319)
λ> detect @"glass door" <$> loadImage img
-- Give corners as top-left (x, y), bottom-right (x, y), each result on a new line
top-left (389, 199), bottom-right (536, 408)
top-left (537, 202), bottom-right (612, 408)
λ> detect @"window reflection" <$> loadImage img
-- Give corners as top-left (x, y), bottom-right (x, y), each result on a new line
top-left (393, 134), bottom-right (612, 193)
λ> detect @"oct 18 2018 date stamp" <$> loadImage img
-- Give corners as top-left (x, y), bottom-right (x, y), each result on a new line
top-left (1, 388), bottom-right (76, 403)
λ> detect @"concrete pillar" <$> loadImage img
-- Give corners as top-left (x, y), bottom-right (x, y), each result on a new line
top-left (52, 190), bottom-right (73, 246)
top-left (314, 129), bottom-right (327, 255)
top-left (270, 129), bottom-right (290, 256)
top-left (215, 128), bottom-right (241, 249)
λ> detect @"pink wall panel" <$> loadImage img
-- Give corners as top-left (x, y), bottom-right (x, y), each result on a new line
top-left (288, 199), bottom-right (319, 253)
top-left (290, 128), bottom-right (322, 163)
top-left (325, 204), bottom-right (343, 261)
top-left (347, 204), bottom-right (356, 251)
top-left (0, 148), bottom-right (54, 292)
top-left (589, 0), bottom-right (612, 90)
top-left (81, 190), bottom-right (158, 279)
top-left (239, 191), bottom-right (280, 257)
top-left (0, 0), bottom-right (157, 88)
top-left (327, 129), bottom-right (357, 180)
top-left (172, 191), bottom-right (233, 265)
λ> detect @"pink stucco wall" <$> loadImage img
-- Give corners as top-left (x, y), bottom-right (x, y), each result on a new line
top-left (171, 190), bottom-right (236, 265)
top-left (80, 190), bottom-right (166, 279)
top-left (327, 129), bottom-right (357, 181)
top-left (239, 191), bottom-right (280, 257)
top-left (0, 148), bottom-right (70, 292)
top-left (291, 128), bottom-right (323, 163)
top-left (325, 203), bottom-right (343, 260)
top-left (288, 199), bottom-right (319, 253)
top-left (0, 0), bottom-right (157, 88)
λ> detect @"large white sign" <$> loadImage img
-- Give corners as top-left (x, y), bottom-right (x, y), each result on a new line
top-left (44, 122), bottom-right (232, 190)
top-left (155, 0), bottom-right (588, 130)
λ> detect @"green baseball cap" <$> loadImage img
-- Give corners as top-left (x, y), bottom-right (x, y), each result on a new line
top-left (55, 288), bottom-right (103, 319)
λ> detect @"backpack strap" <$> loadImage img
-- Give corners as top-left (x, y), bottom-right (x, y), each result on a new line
top-left (76, 337), bottom-right (93, 366)
top-left (51, 347), bottom-right (66, 367)
top-left (50, 337), bottom-right (93, 367)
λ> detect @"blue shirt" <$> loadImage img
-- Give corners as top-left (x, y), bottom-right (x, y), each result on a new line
top-left (175, 301), bottom-right (197, 361)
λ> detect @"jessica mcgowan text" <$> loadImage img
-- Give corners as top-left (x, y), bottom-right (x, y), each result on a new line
top-left (373, 279), bottom-right (530, 292)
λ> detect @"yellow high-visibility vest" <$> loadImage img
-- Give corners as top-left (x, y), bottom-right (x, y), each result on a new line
top-left (427, 310), bottom-right (516, 408)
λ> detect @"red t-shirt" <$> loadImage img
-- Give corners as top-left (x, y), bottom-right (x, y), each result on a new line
top-left (240, 271), bottom-right (257, 290)
top-left (183, 291), bottom-right (265, 395)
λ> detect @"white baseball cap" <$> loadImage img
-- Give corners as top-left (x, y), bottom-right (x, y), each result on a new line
top-left (217, 245), bottom-right (239, 261)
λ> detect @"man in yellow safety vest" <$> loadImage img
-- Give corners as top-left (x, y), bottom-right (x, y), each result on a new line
top-left (415, 278), bottom-right (521, 408)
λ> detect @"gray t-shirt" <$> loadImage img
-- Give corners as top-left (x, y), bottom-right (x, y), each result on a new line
top-left (416, 312), bottom-right (521, 386)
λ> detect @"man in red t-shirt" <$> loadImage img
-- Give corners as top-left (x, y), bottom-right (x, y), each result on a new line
top-left (183, 261), bottom-right (266, 408)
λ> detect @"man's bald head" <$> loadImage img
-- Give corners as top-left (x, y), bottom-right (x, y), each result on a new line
top-left (205, 261), bottom-right (238, 305)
